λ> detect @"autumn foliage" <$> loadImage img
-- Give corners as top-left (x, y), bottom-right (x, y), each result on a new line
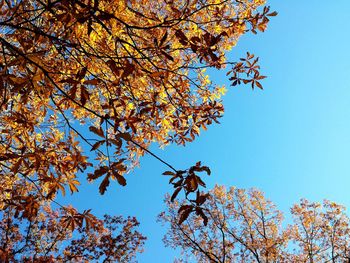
top-left (159, 185), bottom-right (350, 262)
top-left (0, 0), bottom-right (277, 260)
top-left (0, 204), bottom-right (145, 262)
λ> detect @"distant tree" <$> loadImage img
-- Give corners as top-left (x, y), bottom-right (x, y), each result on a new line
top-left (288, 199), bottom-right (350, 262)
top-left (0, 203), bottom-right (145, 262)
top-left (0, 0), bottom-right (275, 259)
top-left (159, 185), bottom-right (350, 263)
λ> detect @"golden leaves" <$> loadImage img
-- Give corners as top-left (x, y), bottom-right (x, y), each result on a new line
top-left (0, 0), bottom-right (274, 247)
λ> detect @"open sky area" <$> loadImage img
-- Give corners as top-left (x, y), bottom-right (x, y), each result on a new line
top-left (60, 1), bottom-right (350, 261)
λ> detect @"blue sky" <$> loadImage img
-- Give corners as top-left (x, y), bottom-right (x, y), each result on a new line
top-left (62, 1), bottom-right (350, 262)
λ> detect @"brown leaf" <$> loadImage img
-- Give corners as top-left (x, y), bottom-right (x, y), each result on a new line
top-left (77, 67), bottom-right (87, 80)
top-left (159, 31), bottom-right (168, 47)
top-left (107, 60), bottom-right (122, 76)
top-left (189, 177), bottom-right (198, 191)
top-left (163, 171), bottom-right (176, 176)
top-left (196, 207), bottom-right (208, 226)
top-left (255, 81), bottom-right (263, 89)
top-left (109, 138), bottom-right (122, 149)
top-left (196, 176), bottom-right (206, 187)
top-left (161, 51), bottom-right (174, 61)
top-left (115, 174), bottom-right (127, 186)
top-left (121, 62), bottom-right (135, 79)
top-left (117, 132), bottom-right (132, 141)
top-left (11, 158), bottom-right (22, 174)
top-left (84, 78), bottom-right (100, 85)
top-left (88, 166), bottom-right (109, 181)
top-left (178, 206), bottom-right (193, 225)
top-left (90, 140), bottom-right (105, 151)
top-left (178, 205), bottom-right (193, 214)
top-left (0, 153), bottom-right (19, 161)
top-left (99, 174), bottom-right (110, 195)
top-left (196, 192), bottom-right (209, 206)
top-left (175, 30), bottom-right (188, 45)
top-left (80, 86), bottom-right (90, 106)
top-left (267, 11), bottom-right (278, 16)
top-left (171, 187), bottom-right (182, 202)
top-left (89, 126), bottom-right (105, 138)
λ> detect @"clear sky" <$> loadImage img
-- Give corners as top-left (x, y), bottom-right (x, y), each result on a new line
top-left (61, 1), bottom-right (350, 262)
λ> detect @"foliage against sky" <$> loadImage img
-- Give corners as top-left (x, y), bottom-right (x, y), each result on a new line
top-left (0, 0), bottom-right (275, 260)
top-left (159, 185), bottom-right (350, 262)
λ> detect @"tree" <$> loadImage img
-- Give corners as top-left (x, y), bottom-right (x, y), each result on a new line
top-left (0, 203), bottom-right (146, 262)
top-left (289, 199), bottom-right (350, 262)
top-left (0, 0), bottom-right (276, 259)
top-left (158, 185), bottom-right (350, 263)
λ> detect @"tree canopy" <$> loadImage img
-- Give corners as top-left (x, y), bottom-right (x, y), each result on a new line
top-left (0, 206), bottom-right (145, 262)
top-left (0, 0), bottom-right (277, 260)
top-left (159, 185), bottom-right (350, 263)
